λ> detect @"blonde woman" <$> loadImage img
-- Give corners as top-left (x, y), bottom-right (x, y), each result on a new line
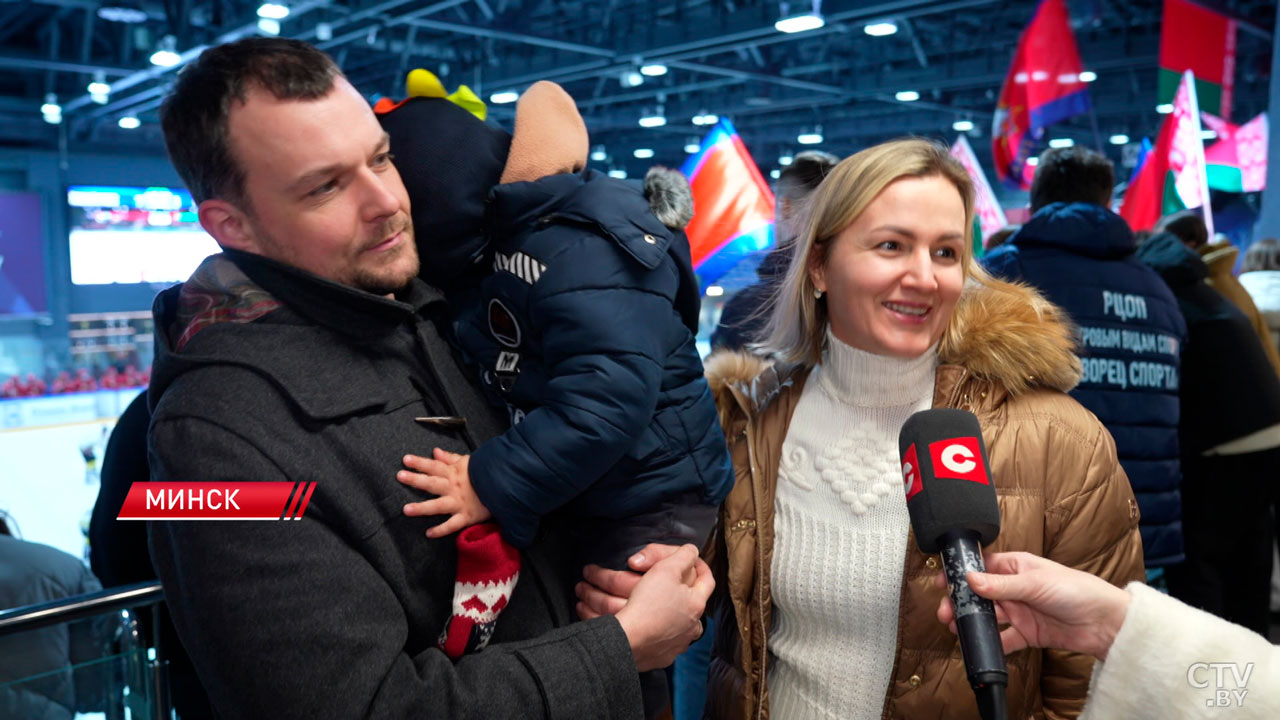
top-left (702, 139), bottom-right (1144, 719)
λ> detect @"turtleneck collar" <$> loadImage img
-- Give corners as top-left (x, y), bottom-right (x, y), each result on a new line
top-left (817, 327), bottom-right (937, 408)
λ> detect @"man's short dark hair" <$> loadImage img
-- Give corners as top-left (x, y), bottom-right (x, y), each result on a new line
top-left (1029, 146), bottom-right (1115, 212)
top-left (1156, 209), bottom-right (1209, 249)
top-left (160, 37), bottom-right (342, 208)
top-left (777, 150), bottom-right (839, 204)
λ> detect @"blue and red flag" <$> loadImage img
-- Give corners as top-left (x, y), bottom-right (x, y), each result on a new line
top-left (681, 119), bottom-right (775, 287)
top-left (992, 0), bottom-right (1093, 189)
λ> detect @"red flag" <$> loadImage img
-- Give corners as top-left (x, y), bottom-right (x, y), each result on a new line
top-left (1159, 0), bottom-right (1236, 119)
top-left (992, 0), bottom-right (1093, 189)
top-left (681, 119), bottom-right (775, 285)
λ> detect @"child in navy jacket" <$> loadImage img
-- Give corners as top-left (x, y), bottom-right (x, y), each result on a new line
top-left (378, 77), bottom-right (732, 659)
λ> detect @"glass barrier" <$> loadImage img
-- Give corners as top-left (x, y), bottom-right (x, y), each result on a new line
top-left (0, 582), bottom-right (170, 720)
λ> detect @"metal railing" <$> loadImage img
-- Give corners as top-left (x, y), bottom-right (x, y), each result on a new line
top-left (0, 580), bottom-right (172, 720)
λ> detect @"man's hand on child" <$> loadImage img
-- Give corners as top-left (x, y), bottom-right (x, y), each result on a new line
top-left (399, 449), bottom-right (493, 538)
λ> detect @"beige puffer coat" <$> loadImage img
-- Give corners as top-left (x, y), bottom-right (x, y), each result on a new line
top-left (703, 278), bottom-right (1145, 720)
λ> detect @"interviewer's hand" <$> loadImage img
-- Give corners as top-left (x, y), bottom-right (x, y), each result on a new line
top-left (934, 551), bottom-right (1131, 661)
top-left (575, 544), bottom-right (712, 672)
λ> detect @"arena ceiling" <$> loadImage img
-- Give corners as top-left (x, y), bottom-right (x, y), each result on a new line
top-left (0, 0), bottom-right (1275, 190)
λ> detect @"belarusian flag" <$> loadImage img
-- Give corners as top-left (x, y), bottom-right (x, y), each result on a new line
top-left (1201, 111), bottom-right (1268, 193)
top-left (1159, 0), bottom-right (1237, 119)
top-left (1120, 70), bottom-right (1214, 233)
top-left (949, 135), bottom-right (1008, 248)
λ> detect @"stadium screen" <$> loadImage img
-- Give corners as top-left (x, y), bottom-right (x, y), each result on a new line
top-left (67, 185), bottom-right (219, 286)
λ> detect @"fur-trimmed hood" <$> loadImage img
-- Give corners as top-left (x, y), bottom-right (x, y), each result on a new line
top-left (706, 277), bottom-right (1083, 407)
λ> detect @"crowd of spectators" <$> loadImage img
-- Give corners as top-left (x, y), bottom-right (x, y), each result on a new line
top-left (0, 365), bottom-right (150, 398)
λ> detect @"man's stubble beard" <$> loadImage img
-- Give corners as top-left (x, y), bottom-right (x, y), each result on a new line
top-left (350, 216), bottom-right (420, 296)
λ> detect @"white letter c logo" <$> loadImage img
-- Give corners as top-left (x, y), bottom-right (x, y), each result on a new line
top-left (941, 444), bottom-right (976, 474)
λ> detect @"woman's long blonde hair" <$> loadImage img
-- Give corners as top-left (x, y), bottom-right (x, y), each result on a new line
top-left (757, 138), bottom-right (990, 366)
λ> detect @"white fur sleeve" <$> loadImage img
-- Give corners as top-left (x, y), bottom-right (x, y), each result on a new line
top-left (1081, 582), bottom-right (1279, 719)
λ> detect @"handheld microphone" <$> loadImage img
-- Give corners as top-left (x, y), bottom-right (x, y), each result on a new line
top-left (899, 408), bottom-right (1007, 720)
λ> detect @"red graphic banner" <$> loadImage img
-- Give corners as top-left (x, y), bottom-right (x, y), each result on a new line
top-left (117, 482), bottom-right (316, 520)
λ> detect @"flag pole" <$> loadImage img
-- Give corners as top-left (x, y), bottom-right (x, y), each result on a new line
top-left (1184, 70), bottom-right (1216, 236)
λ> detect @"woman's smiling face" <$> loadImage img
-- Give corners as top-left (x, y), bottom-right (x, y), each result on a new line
top-left (811, 174), bottom-right (967, 359)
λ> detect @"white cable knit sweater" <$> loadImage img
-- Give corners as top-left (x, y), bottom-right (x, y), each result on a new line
top-left (768, 329), bottom-right (937, 719)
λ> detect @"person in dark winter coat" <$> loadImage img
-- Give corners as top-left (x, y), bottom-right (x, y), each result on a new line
top-left (984, 146), bottom-right (1188, 570)
top-left (88, 392), bottom-right (212, 719)
top-left (382, 81), bottom-right (733, 561)
top-left (711, 150), bottom-right (838, 352)
top-left (146, 38), bottom-right (712, 720)
top-left (0, 518), bottom-right (109, 720)
top-left (1137, 231), bottom-right (1280, 636)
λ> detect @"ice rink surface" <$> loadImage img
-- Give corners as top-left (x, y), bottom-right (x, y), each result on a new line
top-left (2, 413), bottom-right (122, 560)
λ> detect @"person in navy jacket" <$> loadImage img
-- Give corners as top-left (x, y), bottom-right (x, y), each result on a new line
top-left (983, 146), bottom-right (1188, 572)
top-left (382, 80), bottom-right (732, 563)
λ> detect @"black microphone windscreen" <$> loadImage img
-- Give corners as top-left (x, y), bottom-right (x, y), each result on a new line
top-left (898, 408), bottom-right (1000, 553)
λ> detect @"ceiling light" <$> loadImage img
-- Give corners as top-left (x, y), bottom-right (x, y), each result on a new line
top-left (40, 93), bottom-right (61, 117)
top-left (1200, 129), bottom-right (1217, 141)
top-left (1026, 157), bottom-right (1040, 167)
top-left (684, 140), bottom-right (701, 154)
top-left (633, 148), bottom-right (655, 159)
top-left (895, 90), bottom-right (920, 102)
top-left (620, 71), bottom-right (644, 88)
top-left (590, 145), bottom-right (607, 162)
top-left (1048, 138), bottom-right (1075, 148)
top-left (638, 111), bottom-right (667, 128)
top-left (87, 72), bottom-right (110, 97)
top-left (706, 285), bottom-right (725, 297)
top-left (150, 36), bottom-right (180, 67)
top-left (770, 169), bottom-right (781, 179)
top-left (775, 12), bottom-right (825, 33)
top-left (90, 92), bottom-right (109, 105)
top-left (779, 152), bottom-right (793, 166)
top-left (41, 94), bottom-right (62, 124)
top-left (608, 169), bottom-right (628, 179)
top-left (692, 113), bottom-right (719, 126)
top-left (97, 5), bottom-right (148, 23)
top-left (1156, 103), bottom-right (1173, 114)
top-left (118, 116), bottom-right (141, 129)
top-left (316, 22), bottom-right (332, 41)
top-left (257, 3), bottom-right (290, 19)
top-left (1078, 70), bottom-right (1097, 83)
top-left (1109, 134), bottom-right (1130, 145)
top-left (640, 64), bottom-right (668, 77)
top-left (1031, 70), bottom-right (1049, 82)
top-left (257, 18), bottom-right (281, 35)
top-left (797, 126), bottom-right (823, 145)
top-left (1057, 73), bottom-right (1078, 84)
top-left (864, 21), bottom-right (898, 36)
top-left (952, 119), bottom-right (974, 132)
top-left (489, 90), bottom-right (519, 104)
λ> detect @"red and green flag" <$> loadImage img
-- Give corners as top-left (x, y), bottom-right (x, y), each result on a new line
top-left (1201, 111), bottom-right (1268, 193)
top-left (1121, 70), bottom-right (1214, 233)
top-left (1159, 0), bottom-right (1237, 119)
top-left (950, 135), bottom-right (1008, 253)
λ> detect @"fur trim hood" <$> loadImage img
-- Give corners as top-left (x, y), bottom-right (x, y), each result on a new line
top-left (706, 277), bottom-right (1083, 404)
top-left (643, 166), bottom-right (694, 229)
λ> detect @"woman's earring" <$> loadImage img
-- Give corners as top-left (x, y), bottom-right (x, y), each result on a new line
top-left (813, 287), bottom-right (825, 300)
